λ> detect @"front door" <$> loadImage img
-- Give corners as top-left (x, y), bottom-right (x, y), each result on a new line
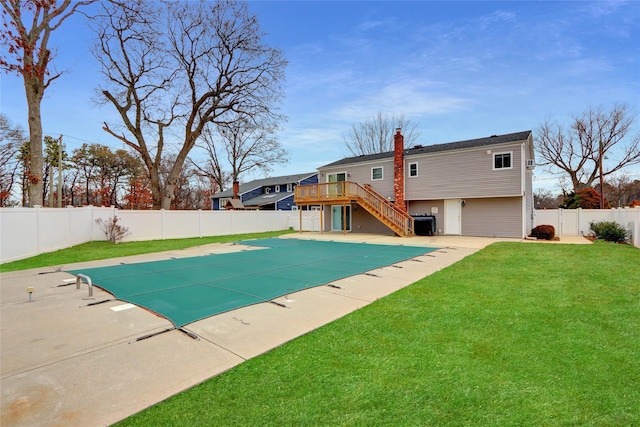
top-left (444, 199), bottom-right (461, 235)
top-left (332, 205), bottom-right (351, 232)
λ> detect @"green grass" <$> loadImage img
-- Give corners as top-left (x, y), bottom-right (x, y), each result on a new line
top-left (115, 241), bottom-right (639, 426)
top-left (0, 230), bottom-right (295, 272)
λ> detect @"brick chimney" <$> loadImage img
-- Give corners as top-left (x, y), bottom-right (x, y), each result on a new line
top-left (232, 180), bottom-right (240, 199)
top-left (393, 128), bottom-right (406, 213)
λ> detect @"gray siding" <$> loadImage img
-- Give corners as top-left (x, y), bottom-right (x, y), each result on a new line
top-left (352, 206), bottom-right (395, 234)
top-left (322, 159), bottom-right (395, 199)
top-left (461, 197), bottom-right (523, 238)
top-left (405, 143), bottom-right (523, 200)
top-left (407, 200), bottom-right (445, 234)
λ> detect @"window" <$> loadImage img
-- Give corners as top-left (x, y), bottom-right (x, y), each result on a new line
top-left (409, 162), bottom-right (418, 177)
top-left (493, 152), bottom-right (512, 170)
top-left (371, 167), bottom-right (383, 180)
top-left (218, 198), bottom-right (231, 210)
top-left (287, 183), bottom-right (293, 192)
top-left (275, 185), bottom-right (280, 192)
top-left (265, 187), bottom-right (271, 194)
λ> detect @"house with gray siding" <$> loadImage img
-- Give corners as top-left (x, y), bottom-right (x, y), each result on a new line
top-left (296, 131), bottom-right (535, 238)
top-left (210, 172), bottom-right (318, 210)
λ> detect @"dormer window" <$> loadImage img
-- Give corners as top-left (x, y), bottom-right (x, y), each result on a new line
top-left (275, 185), bottom-right (280, 192)
top-left (265, 187), bottom-right (270, 194)
top-left (287, 183), bottom-right (293, 192)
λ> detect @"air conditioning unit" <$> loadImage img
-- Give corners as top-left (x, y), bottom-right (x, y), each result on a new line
top-left (526, 159), bottom-right (535, 169)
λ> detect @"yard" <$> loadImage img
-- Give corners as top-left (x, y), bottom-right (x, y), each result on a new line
top-left (112, 241), bottom-right (639, 426)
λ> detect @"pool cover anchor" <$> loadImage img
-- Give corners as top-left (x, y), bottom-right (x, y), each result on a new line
top-left (133, 327), bottom-right (175, 343)
top-left (84, 299), bottom-right (113, 307)
top-left (269, 300), bottom-right (287, 308)
top-left (178, 328), bottom-right (199, 340)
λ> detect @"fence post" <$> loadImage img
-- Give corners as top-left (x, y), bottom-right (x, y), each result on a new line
top-left (577, 208), bottom-right (583, 236)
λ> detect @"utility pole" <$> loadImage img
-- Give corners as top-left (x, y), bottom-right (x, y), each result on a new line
top-left (58, 135), bottom-right (63, 208)
top-left (599, 139), bottom-right (604, 209)
top-left (48, 163), bottom-right (54, 207)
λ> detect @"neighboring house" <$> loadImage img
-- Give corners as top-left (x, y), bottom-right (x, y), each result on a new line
top-left (210, 172), bottom-right (318, 210)
top-left (295, 130), bottom-right (535, 238)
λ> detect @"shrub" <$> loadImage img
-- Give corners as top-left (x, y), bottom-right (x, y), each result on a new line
top-left (530, 224), bottom-right (555, 240)
top-left (589, 221), bottom-right (628, 243)
top-left (96, 216), bottom-right (130, 244)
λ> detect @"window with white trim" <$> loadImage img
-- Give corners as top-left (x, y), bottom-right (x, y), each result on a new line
top-left (218, 198), bottom-right (231, 210)
top-left (409, 162), bottom-right (418, 177)
top-left (287, 183), bottom-right (293, 192)
top-left (275, 185), bottom-right (280, 192)
top-left (265, 187), bottom-right (271, 194)
top-left (371, 166), bottom-right (383, 180)
top-left (493, 152), bottom-right (512, 170)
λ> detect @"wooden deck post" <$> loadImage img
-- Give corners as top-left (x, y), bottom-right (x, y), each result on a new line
top-left (299, 207), bottom-right (302, 233)
top-left (343, 204), bottom-right (346, 235)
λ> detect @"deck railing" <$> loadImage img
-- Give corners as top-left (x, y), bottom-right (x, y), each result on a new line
top-left (295, 181), bottom-right (414, 236)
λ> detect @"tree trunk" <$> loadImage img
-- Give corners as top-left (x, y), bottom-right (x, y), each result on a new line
top-left (25, 80), bottom-right (44, 207)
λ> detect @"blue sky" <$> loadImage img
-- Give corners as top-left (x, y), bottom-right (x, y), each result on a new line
top-left (1, 1), bottom-right (639, 193)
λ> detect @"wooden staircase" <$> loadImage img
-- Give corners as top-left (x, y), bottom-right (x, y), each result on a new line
top-left (294, 181), bottom-right (414, 237)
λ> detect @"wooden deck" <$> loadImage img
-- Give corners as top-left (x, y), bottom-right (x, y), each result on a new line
top-left (295, 181), bottom-right (414, 236)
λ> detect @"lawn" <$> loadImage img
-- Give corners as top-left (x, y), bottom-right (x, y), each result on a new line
top-left (0, 230), bottom-right (294, 272)
top-left (114, 241), bottom-right (639, 426)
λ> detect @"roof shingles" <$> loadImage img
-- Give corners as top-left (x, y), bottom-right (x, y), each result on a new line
top-left (321, 130), bottom-right (532, 168)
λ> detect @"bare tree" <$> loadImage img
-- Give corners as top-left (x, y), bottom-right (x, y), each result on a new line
top-left (190, 127), bottom-right (232, 194)
top-left (193, 115), bottom-right (288, 191)
top-left (0, 114), bottom-right (25, 205)
top-left (343, 112), bottom-right (420, 156)
top-left (533, 188), bottom-right (562, 209)
top-left (1, 0), bottom-right (93, 206)
top-left (535, 104), bottom-right (640, 195)
top-left (604, 173), bottom-right (639, 208)
top-left (94, 0), bottom-right (287, 209)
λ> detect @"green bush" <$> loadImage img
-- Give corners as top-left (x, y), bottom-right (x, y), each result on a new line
top-left (589, 221), bottom-right (628, 243)
top-left (530, 224), bottom-right (555, 240)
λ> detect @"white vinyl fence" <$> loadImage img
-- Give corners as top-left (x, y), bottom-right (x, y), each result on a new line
top-left (534, 207), bottom-right (640, 248)
top-left (0, 206), bottom-right (322, 263)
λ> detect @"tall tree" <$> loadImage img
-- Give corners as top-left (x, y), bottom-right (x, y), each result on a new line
top-left (535, 104), bottom-right (640, 194)
top-left (0, 0), bottom-right (93, 206)
top-left (343, 112), bottom-right (420, 156)
top-left (94, 0), bottom-right (287, 209)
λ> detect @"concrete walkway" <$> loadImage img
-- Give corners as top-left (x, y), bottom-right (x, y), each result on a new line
top-left (0, 234), bottom-right (590, 426)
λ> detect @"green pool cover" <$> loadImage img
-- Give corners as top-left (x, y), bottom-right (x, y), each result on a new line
top-left (67, 238), bottom-right (436, 327)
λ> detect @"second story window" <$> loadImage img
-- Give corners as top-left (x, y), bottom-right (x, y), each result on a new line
top-left (493, 152), bottom-right (512, 170)
top-left (287, 183), bottom-right (293, 192)
top-left (409, 162), bottom-right (418, 177)
top-left (265, 187), bottom-right (271, 194)
top-left (275, 185), bottom-right (280, 192)
top-left (371, 167), bottom-right (383, 180)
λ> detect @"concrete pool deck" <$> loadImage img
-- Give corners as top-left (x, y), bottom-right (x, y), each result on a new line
top-left (0, 233), bottom-right (590, 426)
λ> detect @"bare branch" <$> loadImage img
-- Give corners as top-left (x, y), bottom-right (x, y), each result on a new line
top-left (343, 112), bottom-right (421, 156)
top-left (535, 104), bottom-right (640, 192)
